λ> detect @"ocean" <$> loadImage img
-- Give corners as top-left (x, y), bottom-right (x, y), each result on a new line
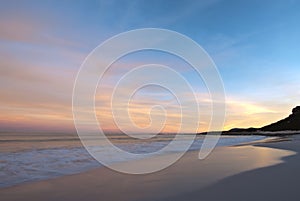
top-left (0, 132), bottom-right (266, 188)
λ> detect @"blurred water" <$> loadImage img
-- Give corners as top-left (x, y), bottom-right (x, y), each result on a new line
top-left (0, 133), bottom-right (265, 188)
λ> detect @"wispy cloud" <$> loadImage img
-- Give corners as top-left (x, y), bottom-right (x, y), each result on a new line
top-left (0, 14), bottom-right (83, 49)
top-left (1, 1), bottom-right (299, 133)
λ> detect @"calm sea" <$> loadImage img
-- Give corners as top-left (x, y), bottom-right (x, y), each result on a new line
top-left (0, 132), bottom-right (265, 188)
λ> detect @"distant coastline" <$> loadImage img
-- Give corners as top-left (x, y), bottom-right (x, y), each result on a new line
top-left (200, 106), bottom-right (300, 136)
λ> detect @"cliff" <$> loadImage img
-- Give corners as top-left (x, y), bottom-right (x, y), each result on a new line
top-left (260, 106), bottom-right (300, 131)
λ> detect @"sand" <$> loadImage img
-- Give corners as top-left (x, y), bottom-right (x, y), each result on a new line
top-left (0, 136), bottom-right (298, 201)
top-left (169, 136), bottom-right (300, 201)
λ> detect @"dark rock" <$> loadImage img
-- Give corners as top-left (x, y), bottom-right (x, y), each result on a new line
top-left (260, 106), bottom-right (300, 131)
top-left (229, 127), bottom-right (258, 132)
top-left (292, 106), bottom-right (300, 115)
top-left (224, 106), bottom-right (300, 134)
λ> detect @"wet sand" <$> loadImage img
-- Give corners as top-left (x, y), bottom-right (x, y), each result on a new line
top-left (167, 135), bottom-right (300, 201)
top-left (0, 137), bottom-right (297, 201)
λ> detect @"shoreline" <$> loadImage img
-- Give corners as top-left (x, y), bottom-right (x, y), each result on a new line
top-left (0, 135), bottom-right (267, 188)
top-left (231, 135), bottom-right (292, 147)
top-left (199, 130), bottom-right (300, 136)
top-left (166, 135), bottom-right (300, 201)
top-left (0, 136), bottom-right (296, 201)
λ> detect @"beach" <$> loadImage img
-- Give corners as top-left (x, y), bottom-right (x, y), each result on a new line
top-left (1, 0), bottom-right (299, 200)
top-left (0, 135), bottom-right (298, 201)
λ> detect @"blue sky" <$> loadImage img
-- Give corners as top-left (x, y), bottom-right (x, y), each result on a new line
top-left (0, 0), bottom-right (299, 132)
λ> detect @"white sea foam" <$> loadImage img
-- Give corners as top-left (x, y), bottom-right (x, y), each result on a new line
top-left (0, 134), bottom-right (265, 188)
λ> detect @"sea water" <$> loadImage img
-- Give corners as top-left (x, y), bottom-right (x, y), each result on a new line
top-left (0, 132), bottom-right (265, 188)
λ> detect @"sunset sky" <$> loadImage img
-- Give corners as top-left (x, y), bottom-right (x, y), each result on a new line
top-left (1, 0), bottom-right (300, 133)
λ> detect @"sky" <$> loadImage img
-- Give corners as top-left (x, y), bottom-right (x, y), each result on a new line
top-left (0, 0), bottom-right (300, 133)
